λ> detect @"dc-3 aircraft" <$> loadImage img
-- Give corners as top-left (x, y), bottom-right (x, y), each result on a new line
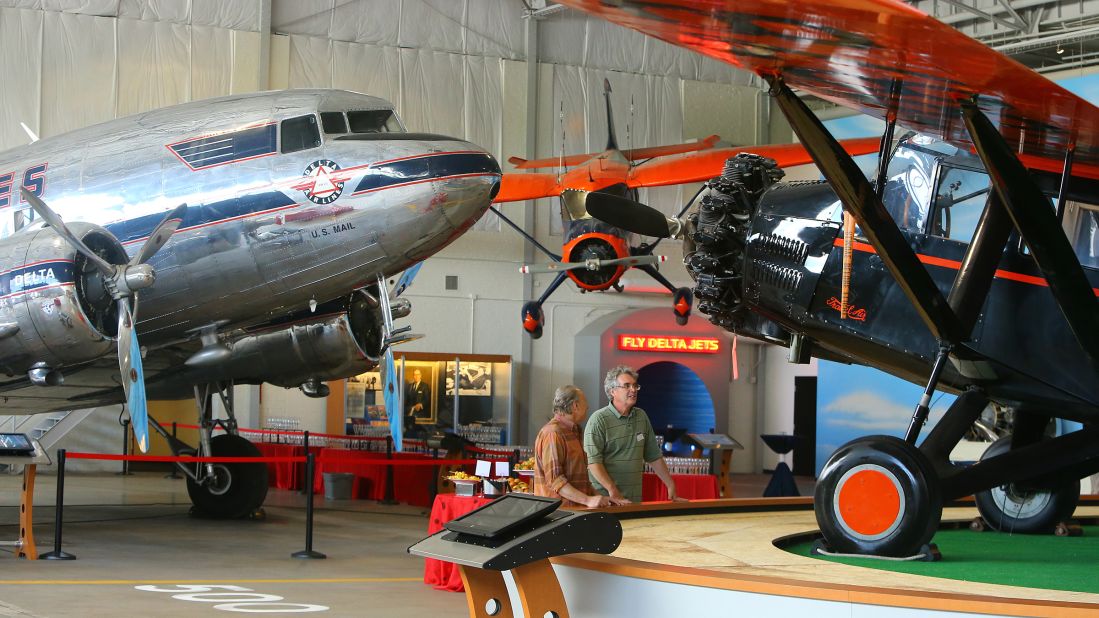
top-left (562, 0), bottom-right (1099, 557)
top-left (493, 78), bottom-right (877, 338)
top-left (0, 89), bottom-right (500, 518)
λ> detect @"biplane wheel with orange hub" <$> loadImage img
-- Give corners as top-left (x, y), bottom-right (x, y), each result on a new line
top-left (815, 435), bottom-right (942, 557)
top-left (521, 302), bottom-right (544, 339)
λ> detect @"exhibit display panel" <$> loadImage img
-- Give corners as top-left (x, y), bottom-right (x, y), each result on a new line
top-left (344, 352), bottom-right (513, 446)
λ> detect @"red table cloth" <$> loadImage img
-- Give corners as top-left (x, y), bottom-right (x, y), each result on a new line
top-left (312, 448), bottom-right (438, 506)
top-left (641, 473), bottom-right (719, 502)
top-left (254, 443), bottom-right (322, 491)
top-left (423, 493), bottom-right (495, 592)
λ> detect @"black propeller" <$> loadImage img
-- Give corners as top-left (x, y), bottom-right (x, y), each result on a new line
top-left (585, 191), bottom-right (679, 238)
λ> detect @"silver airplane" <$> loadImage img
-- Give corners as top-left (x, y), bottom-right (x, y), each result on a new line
top-left (0, 89), bottom-right (501, 517)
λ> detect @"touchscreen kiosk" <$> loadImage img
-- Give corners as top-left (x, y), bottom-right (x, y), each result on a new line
top-left (0, 433), bottom-right (35, 457)
top-left (444, 494), bottom-right (560, 538)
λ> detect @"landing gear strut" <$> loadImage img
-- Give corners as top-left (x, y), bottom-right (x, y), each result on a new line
top-left (155, 382), bottom-right (268, 519)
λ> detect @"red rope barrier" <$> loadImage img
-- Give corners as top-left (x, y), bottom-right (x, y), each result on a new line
top-left (64, 451), bottom-right (479, 466)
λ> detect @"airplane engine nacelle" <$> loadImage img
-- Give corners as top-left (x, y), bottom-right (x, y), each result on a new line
top-left (563, 231), bottom-right (629, 291)
top-left (218, 291), bottom-right (387, 388)
top-left (0, 221), bottom-right (129, 377)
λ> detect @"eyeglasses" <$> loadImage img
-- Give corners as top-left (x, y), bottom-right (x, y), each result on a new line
top-left (614, 383), bottom-right (641, 392)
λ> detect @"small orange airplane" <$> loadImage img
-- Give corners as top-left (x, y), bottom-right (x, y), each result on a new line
top-left (492, 79), bottom-right (878, 338)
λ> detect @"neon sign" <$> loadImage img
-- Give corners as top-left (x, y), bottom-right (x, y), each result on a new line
top-left (617, 334), bottom-right (721, 354)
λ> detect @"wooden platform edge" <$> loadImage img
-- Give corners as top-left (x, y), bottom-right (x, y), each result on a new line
top-left (551, 550), bottom-right (1099, 617)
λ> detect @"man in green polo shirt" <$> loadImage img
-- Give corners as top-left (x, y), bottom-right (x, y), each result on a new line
top-left (583, 365), bottom-right (684, 503)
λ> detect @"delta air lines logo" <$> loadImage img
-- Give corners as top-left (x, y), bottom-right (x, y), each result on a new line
top-left (300, 159), bottom-right (344, 204)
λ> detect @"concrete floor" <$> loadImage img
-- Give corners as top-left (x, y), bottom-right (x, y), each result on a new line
top-left (0, 471), bottom-right (817, 617)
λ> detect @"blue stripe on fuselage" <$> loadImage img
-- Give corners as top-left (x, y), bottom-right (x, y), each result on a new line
top-left (0, 260), bottom-right (75, 297)
top-left (106, 190), bottom-right (298, 244)
top-left (353, 152), bottom-right (498, 194)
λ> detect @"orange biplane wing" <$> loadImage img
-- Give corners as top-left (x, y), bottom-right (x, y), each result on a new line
top-left (555, 0), bottom-right (1099, 171)
top-left (621, 134), bottom-right (721, 162)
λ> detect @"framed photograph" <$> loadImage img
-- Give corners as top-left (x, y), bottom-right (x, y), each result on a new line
top-left (404, 361), bottom-right (438, 424)
top-left (445, 361), bottom-right (493, 397)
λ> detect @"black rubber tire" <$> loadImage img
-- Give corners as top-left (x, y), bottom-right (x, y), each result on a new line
top-left (815, 435), bottom-right (942, 557)
top-left (187, 434), bottom-right (268, 519)
top-left (974, 436), bottom-right (1080, 534)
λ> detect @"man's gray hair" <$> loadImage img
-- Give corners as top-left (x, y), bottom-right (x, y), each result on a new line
top-left (553, 385), bottom-right (584, 414)
top-left (604, 365), bottom-right (638, 398)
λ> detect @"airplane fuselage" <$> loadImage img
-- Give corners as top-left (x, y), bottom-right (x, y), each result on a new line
top-left (0, 89), bottom-right (500, 410)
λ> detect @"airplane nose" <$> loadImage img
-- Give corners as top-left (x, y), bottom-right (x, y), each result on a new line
top-left (433, 141), bottom-right (501, 231)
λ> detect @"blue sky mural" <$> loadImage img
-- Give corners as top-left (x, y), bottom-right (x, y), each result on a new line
top-left (814, 71), bottom-right (1099, 476)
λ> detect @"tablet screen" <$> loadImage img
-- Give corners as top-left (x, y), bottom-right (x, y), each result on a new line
top-left (444, 494), bottom-right (560, 538)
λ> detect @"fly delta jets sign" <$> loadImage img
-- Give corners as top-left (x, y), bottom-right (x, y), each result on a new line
top-left (617, 334), bottom-right (721, 354)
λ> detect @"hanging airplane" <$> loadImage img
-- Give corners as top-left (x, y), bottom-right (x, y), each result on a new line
top-left (561, 0), bottom-right (1099, 558)
top-left (0, 89), bottom-right (500, 518)
top-left (492, 78), bottom-right (877, 338)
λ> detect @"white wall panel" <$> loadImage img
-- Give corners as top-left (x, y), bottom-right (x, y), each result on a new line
top-left (116, 17), bottom-right (190, 116)
top-left (288, 33), bottom-right (333, 88)
top-left (538, 10), bottom-right (585, 67)
top-left (331, 40), bottom-right (400, 107)
top-left (192, 0), bottom-right (260, 31)
top-left (41, 11), bottom-right (115, 136)
top-left (271, 0), bottom-right (332, 38)
top-left (583, 16), bottom-right (647, 74)
top-left (0, 1), bottom-right (44, 9)
top-left (465, 55), bottom-right (502, 230)
top-left (0, 8), bottom-right (43, 148)
top-left (465, 0), bottom-right (523, 60)
top-left (399, 47), bottom-right (463, 135)
top-left (190, 25), bottom-right (232, 100)
top-left (398, 0), bottom-right (465, 55)
top-left (42, 0), bottom-right (118, 16)
top-left (329, 0), bottom-right (401, 46)
top-left (230, 29), bottom-right (263, 93)
top-left (119, 0), bottom-right (189, 23)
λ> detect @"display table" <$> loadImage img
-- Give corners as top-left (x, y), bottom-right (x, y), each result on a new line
top-left (423, 493), bottom-right (496, 592)
top-left (641, 473), bottom-right (719, 501)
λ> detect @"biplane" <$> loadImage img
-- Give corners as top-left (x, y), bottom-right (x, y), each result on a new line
top-left (493, 78), bottom-right (877, 338)
top-left (561, 0), bottom-right (1099, 557)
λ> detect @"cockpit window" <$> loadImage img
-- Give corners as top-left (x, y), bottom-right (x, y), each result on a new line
top-left (281, 114), bottom-right (321, 154)
top-left (1067, 202), bottom-right (1099, 269)
top-left (930, 165), bottom-right (991, 241)
top-left (347, 109), bottom-right (402, 133)
top-left (320, 112), bottom-right (348, 135)
top-left (881, 143), bottom-right (936, 232)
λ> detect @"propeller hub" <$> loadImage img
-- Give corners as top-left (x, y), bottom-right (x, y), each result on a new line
top-left (121, 264), bottom-right (156, 294)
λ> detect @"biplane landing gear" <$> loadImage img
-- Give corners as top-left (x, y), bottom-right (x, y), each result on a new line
top-left (974, 437), bottom-right (1080, 534)
top-left (815, 436), bottom-right (942, 557)
top-left (672, 287), bottom-right (692, 325)
top-left (521, 301), bottom-right (545, 339)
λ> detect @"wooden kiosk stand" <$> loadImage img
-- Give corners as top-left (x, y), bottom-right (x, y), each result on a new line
top-left (0, 433), bottom-right (51, 560)
top-left (409, 494), bottom-right (622, 618)
top-left (684, 433), bottom-right (743, 498)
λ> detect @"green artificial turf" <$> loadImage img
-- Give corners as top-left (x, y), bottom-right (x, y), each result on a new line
top-left (786, 526), bottom-right (1099, 594)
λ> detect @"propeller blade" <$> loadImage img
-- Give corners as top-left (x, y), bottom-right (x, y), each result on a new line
top-left (585, 192), bottom-right (675, 238)
top-left (520, 254), bottom-right (666, 274)
top-left (382, 349), bottom-right (403, 453)
top-left (132, 203), bottom-right (187, 266)
top-left (393, 263), bottom-right (423, 298)
top-left (117, 299), bottom-right (149, 452)
top-left (20, 188), bottom-right (115, 276)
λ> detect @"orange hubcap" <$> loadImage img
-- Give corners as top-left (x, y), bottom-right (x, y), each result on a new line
top-left (836, 466), bottom-right (902, 538)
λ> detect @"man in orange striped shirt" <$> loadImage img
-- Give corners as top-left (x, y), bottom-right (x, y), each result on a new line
top-left (533, 385), bottom-right (624, 508)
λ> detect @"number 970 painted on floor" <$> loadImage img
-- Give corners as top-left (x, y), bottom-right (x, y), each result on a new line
top-left (135, 584), bottom-right (328, 613)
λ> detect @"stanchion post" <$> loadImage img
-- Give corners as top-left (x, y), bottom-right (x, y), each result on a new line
top-left (40, 449), bottom-right (75, 560)
top-left (381, 436), bottom-right (396, 505)
top-left (117, 419), bottom-right (133, 476)
top-left (292, 452), bottom-right (325, 559)
top-left (298, 431), bottom-right (310, 494)
top-left (166, 422), bottom-right (181, 479)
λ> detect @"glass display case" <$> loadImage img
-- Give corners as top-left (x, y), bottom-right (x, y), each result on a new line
top-left (343, 353), bottom-right (513, 447)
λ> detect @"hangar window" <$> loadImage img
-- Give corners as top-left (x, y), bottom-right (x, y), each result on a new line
top-left (347, 109), bottom-right (403, 133)
top-left (930, 165), bottom-right (991, 242)
top-left (320, 112), bottom-right (348, 134)
top-left (281, 115), bottom-right (321, 154)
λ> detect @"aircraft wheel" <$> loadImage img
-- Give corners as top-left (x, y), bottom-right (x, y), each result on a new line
top-left (521, 302), bottom-right (544, 340)
top-left (974, 437), bottom-right (1079, 534)
top-left (815, 435), bottom-right (942, 557)
top-left (673, 287), bottom-right (692, 326)
top-left (187, 434), bottom-right (268, 519)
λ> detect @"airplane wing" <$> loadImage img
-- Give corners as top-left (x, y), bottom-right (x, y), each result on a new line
top-left (494, 173), bottom-right (563, 202)
top-left (620, 134), bottom-right (720, 161)
top-left (508, 153), bottom-right (600, 170)
top-left (627, 138), bottom-right (880, 188)
top-left (555, 0), bottom-right (1099, 170)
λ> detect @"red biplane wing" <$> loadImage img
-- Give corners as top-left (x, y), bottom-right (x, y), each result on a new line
top-left (508, 153), bottom-right (601, 170)
top-left (554, 0), bottom-right (1099, 172)
top-left (621, 134), bottom-right (721, 162)
top-left (627, 138), bottom-right (879, 188)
